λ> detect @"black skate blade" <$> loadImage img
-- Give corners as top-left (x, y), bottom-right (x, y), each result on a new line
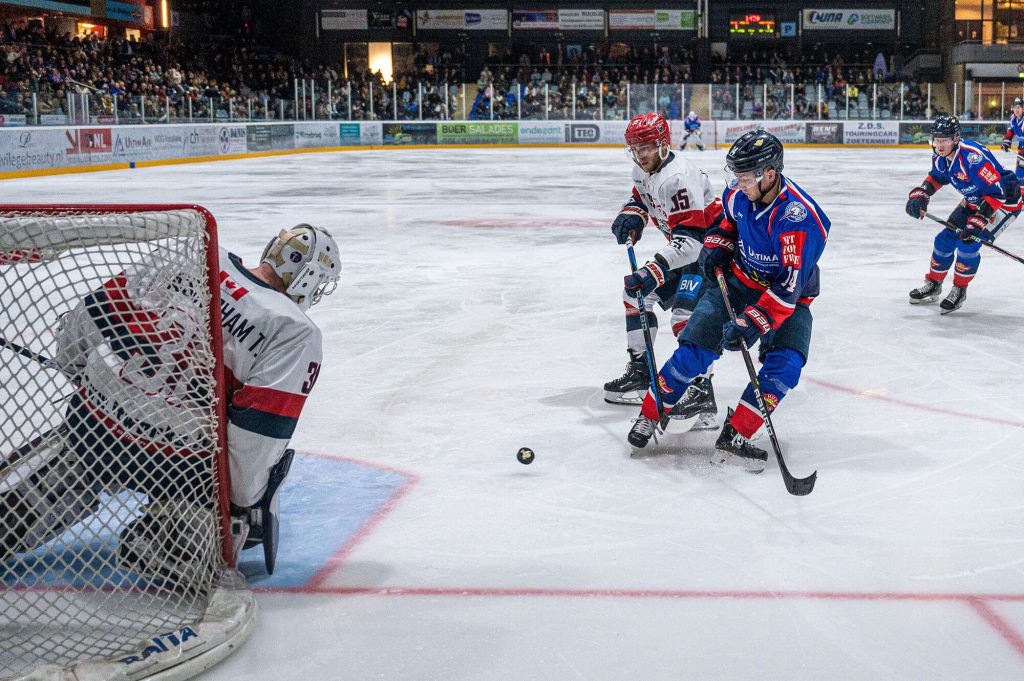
top-left (263, 512), bottom-right (279, 575)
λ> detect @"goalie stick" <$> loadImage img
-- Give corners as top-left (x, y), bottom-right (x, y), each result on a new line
top-left (924, 212), bottom-right (1024, 266)
top-left (714, 267), bottom-right (816, 496)
top-left (0, 336), bottom-right (61, 370)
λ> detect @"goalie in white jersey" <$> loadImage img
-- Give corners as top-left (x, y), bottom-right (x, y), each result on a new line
top-left (604, 112), bottom-right (723, 427)
top-left (2, 224), bottom-right (339, 576)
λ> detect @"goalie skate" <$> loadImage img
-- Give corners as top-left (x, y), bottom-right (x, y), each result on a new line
top-left (243, 448), bottom-right (294, 575)
top-left (118, 499), bottom-right (218, 587)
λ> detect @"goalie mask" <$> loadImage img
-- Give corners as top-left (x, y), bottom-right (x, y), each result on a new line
top-left (261, 224), bottom-right (340, 311)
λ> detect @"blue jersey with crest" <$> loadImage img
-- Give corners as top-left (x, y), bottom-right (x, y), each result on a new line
top-left (720, 176), bottom-right (830, 328)
top-left (684, 114), bottom-right (701, 131)
top-left (924, 137), bottom-right (1018, 211)
top-left (1006, 114), bottom-right (1024, 149)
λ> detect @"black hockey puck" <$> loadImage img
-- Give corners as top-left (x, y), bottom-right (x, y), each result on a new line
top-left (517, 447), bottom-right (535, 465)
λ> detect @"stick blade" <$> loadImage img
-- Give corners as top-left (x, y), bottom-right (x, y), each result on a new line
top-left (785, 470), bottom-right (817, 496)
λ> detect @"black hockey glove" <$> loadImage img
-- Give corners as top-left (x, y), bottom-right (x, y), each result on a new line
top-left (905, 187), bottom-right (931, 219)
top-left (961, 213), bottom-right (989, 244)
top-left (721, 304), bottom-right (773, 352)
top-left (698, 233), bottom-right (735, 282)
top-left (624, 259), bottom-right (667, 296)
top-left (612, 198), bottom-right (648, 245)
top-left (1002, 138), bottom-right (1012, 153)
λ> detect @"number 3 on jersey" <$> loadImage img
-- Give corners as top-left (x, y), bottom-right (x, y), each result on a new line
top-left (302, 361), bottom-right (321, 394)
top-left (670, 189), bottom-right (691, 212)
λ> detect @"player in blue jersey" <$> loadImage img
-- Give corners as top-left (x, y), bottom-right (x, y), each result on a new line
top-left (679, 111), bottom-right (706, 151)
top-left (905, 115), bottom-right (1021, 313)
top-left (1000, 97), bottom-right (1024, 183)
top-left (627, 130), bottom-right (830, 472)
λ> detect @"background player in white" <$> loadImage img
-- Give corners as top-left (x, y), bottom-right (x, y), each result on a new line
top-left (1, 224), bottom-right (340, 576)
top-left (604, 112), bottom-right (723, 426)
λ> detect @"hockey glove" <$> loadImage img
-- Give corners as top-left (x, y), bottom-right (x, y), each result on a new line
top-left (1002, 138), bottom-right (1013, 153)
top-left (612, 199), bottom-right (649, 245)
top-left (624, 259), bottom-right (667, 296)
top-left (698, 234), bottom-right (735, 282)
top-left (960, 213), bottom-right (989, 244)
top-left (905, 187), bottom-right (931, 219)
top-left (721, 305), bottom-right (773, 352)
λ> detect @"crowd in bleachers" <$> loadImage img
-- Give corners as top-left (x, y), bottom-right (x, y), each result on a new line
top-left (706, 45), bottom-right (938, 120)
top-left (0, 20), bottom-right (950, 124)
top-left (0, 19), bottom-right (460, 122)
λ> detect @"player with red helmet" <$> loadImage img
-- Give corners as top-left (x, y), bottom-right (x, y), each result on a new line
top-left (604, 112), bottom-right (724, 432)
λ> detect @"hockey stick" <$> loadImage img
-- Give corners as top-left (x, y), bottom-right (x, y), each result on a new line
top-left (627, 242), bottom-right (665, 416)
top-left (714, 267), bottom-right (816, 496)
top-left (924, 212), bottom-right (1024, 265)
top-left (0, 336), bottom-right (60, 370)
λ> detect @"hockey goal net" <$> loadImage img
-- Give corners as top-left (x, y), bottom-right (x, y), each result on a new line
top-left (0, 205), bottom-right (255, 681)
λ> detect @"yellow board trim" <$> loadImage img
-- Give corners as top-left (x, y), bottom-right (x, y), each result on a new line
top-left (0, 142), bottom-right (983, 180)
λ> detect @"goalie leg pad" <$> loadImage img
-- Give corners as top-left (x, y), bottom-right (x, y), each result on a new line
top-left (118, 499), bottom-right (218, 587)
top-left (2, 435), bottom-right (100, 561)
top-left (243, 448), bottom-right (294, 575)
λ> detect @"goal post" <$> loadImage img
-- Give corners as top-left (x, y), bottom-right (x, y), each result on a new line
top-left (0, 205), bottom-right (255, 681)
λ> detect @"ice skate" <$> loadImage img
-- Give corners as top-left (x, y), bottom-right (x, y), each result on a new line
top-left (939, 285), bottom-right (967, 314)
top-left (627, 414), bottom-right (666, 449)
top-left (909, 279), bottom-right (942, 304)
top-left (713, 408), bottom-right (768, 473)
top-left (604, 352), bottom-right (650, 405)
top-left (666, 375), bottom-right (718, 432)
top-left (668, 376), bottom-right (717, 420)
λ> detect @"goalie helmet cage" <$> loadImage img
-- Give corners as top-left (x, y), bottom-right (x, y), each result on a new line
top-left (0, 205), bottom-right (256, 681)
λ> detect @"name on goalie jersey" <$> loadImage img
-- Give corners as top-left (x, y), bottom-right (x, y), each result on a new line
top-left (220, 298), bottom-right (269, 354)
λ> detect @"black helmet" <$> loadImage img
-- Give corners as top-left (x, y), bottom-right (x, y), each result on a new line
top-left (1014, 98), bottom-right (1024, 108)
top-left (726, 129), bottom-right (784, 175)
top-left (929, 115), bottom-right (961, 138)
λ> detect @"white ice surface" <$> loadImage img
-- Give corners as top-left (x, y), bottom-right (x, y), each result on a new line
top-left (3, 146), bottom-right (1024, 680)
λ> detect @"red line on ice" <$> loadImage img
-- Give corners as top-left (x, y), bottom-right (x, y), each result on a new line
top-left (805, 377), bottom-right (1024, 428)
top-left (968, 597), bottom-right (1024, 659)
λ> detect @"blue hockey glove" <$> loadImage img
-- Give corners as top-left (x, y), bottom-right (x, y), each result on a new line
top-left (698, 234), bottom-right (735, 282)
top-left (960, 213), bottom-right (988, 243)
top-left (624, 260), bottom-right (667, 296)
top-left (905, 187), bottom-right (930, 219)
top-left (721, 305), bottom-right (773, 352)
top-left (1002, 138), bottom-right (1012, 153)
top-left (611, 199), bottom-right (648, 245)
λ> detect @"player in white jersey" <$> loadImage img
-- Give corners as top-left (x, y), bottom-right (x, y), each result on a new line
top-left (1, 224), bottom-right (339, 576)
top-left (604, 112), bottom-right (723, 427)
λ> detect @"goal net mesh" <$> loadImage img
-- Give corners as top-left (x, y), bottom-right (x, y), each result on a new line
top-left (0, 206), bottom-right (250, 681)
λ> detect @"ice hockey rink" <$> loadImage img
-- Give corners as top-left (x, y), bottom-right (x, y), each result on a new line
top-left (4, 143), bottom-right (1024, 680)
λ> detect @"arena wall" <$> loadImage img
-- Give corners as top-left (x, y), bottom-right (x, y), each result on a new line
top-left (0, 119), bottom-right (1012, 179)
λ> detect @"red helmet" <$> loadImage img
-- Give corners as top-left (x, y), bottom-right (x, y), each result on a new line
top-left (625, 112), bottom-right (671, 148)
